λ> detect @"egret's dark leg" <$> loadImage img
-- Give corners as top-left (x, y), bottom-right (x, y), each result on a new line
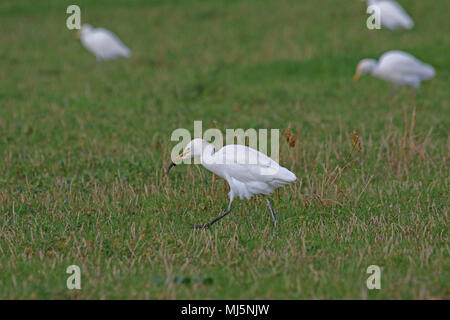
top-left (194, 199), bottom-right (233, 229)
top-left (266, 198), bottom-right (278, 228)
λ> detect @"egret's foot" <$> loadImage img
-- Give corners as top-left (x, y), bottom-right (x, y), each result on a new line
top-left (193, 206), bottom-right (233, 229)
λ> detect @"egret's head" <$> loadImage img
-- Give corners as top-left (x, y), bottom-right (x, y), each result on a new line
top-left (77, 24), bottom-right (93, 39)
top-left (353, 59), bottom-right (377, 82)
top-left (167, 139), bottom-right (211, 173)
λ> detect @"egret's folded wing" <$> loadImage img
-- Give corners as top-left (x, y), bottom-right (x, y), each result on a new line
top-left (379, 51), bottom-right (433, 78)
top-left (378, 1), bottom-right (414, 29)
top-left (215, 145), bottom-right (293, 183)
top-left (92, 28), bottom-right (131, 57)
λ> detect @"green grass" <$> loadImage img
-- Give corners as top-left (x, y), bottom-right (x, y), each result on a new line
top-left (0, 0), bottom-right (449, 299)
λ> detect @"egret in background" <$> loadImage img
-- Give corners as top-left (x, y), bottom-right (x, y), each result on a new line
top-left (167, 139), bottom-right (297, 229)
top-left (353, 50), bottom-right (435, 95)
top-left (77, 24), bottom-right (131, 62)
top-left (366, 0), bottom-right (414, 30)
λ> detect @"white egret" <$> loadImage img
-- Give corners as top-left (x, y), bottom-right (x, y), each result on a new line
top-left (353, 50), bottom-right (435, 91)
top-left (167, 139), bottom-right (297, 229)
top-left (366, 0), bottom-right (414, 30)
top-left (77, 24), bottom-right (131, 61)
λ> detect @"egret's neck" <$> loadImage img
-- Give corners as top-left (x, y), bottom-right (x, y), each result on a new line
top-left (366, 59), bottom-right (378, 76)
top-left (80, 26), bottom-right (93, 38)
top-left (199, 144), bottom-right (219, 173)
top-left (199, 144), bottom-right (215, 163)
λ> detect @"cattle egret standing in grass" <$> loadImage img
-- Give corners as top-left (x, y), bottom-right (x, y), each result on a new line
top-left (366, 0), bottom-right (414, 30)
top-left (77, 24), bottom-right (131, 61)
top-left (353, 50), bottom-right (435, 93)
top-left (167, 139), bottom-right (296, 229)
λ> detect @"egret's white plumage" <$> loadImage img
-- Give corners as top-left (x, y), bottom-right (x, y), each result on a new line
top-left (167, 139), bottom-right (296, 228)
top-left (354, 50), bottom-right (435, 89)
top-left (366, 0), bottom-right (414, 30)
top-left (79, 24), bottom-right (131, 61)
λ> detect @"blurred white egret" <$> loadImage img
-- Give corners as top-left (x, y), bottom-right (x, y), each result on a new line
top-left (366, 0), bottom-right (414, 30)
top-left (353, 50), bottom-right (435, 91)
top-left (77, 24), bottom-right (131, 61)
top-left (167, 139), bottom-right (297, 229)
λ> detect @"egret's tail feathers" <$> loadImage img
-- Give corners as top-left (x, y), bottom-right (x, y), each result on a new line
top-left (400, 15), bottom-right (414, 30)
top-left (121, 47), bottom-right (131, 58)
top-left (421, 64), bottom-right (435, 80)
top-left (277, 167), bottom-right (297, 183)
top-left (404, 20), bottom-right (414, 30)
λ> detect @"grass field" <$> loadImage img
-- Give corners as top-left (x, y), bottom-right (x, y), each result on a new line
top-left (0, 0), bottom-right (449, 299)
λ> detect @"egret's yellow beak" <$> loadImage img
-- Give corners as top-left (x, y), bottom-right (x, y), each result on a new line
top-left (75, 30), bottom-right (81, 39)
top-left (353, 72), bottom-right (361, 82)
